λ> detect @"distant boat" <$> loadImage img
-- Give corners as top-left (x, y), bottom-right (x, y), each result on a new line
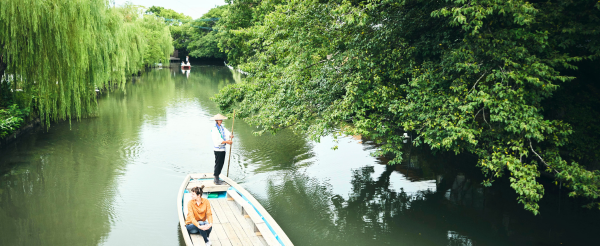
top-left (182, 64), bottom-right (191, 69)
top-left (177, 173), bottom-right (294, 246)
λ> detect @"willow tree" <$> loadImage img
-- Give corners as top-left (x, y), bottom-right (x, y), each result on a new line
top-left (0, 0), bottom-right (173, 126)
top-left (139, 14), bottom-right (174, 66)
top-left (214, 0), bottom-right (600, 214)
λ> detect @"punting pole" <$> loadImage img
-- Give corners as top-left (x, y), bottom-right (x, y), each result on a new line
top-left (226, 110), bottom-right (236, 177)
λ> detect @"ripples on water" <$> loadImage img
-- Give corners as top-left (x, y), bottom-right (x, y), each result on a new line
top-left (1, 66), bottom-right (599, 246)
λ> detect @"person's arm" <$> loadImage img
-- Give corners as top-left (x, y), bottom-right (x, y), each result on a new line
top-left (206, 200), bottom-right (213, 225)
top-left (187, 202), bottom-right (201, 229)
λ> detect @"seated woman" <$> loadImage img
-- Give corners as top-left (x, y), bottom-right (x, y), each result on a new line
top-left (186, 185), bottom-right (213, 246)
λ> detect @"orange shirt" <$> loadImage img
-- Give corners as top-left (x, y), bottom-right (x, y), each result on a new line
top-left (185, 197), bottom-right (213, 228)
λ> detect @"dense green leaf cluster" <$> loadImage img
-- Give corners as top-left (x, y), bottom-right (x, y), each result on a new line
top-left (187, 6), bottom-right (228, 60)
top-left (213, 0), bottom-right (600, 214)
top-left (0, 104), bottom-right (29, 138)
top-left (149, 5), bottom-right (227, 60)
top-left (0, 0), bottom-right (173, 127)
top-left (146, 6), bottom-right (192, 21)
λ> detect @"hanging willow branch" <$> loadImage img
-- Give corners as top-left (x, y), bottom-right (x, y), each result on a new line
top-left (0, 0), bottom-right (173, 127)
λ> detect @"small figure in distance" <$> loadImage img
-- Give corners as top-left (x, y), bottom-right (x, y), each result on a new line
top-left (186, 185), bottom-right (213, 246)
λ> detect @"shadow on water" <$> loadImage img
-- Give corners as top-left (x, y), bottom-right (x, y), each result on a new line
top-left (262, 144), bottom-right (600, 246)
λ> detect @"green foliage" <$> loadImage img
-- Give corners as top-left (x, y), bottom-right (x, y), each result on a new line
top-left (146, 5), bottom-right (193, 50)
top-left (213, 0), bottom-right (600, 214)
top-left (186, 5), bottom-right (228, 59)
top-left (147, 3), bottom-right (259, 62)
top-left (148, 5), bottom-right (225, 59)
top-left (0, 0), bottom-right (173, 127)
top-left (146, 6), bottom-right (192, 21)
top-left (0, 104), bottom-right (29, 138)
top-left (139, 14), bottom-right (174, 66)
top-left (218, 0), bottom-right (282, 66)
top-left (188, 32), bottom-right (226, 59)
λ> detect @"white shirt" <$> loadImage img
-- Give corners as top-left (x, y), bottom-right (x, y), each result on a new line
top-left (211, 124), bottom-right (231, 152)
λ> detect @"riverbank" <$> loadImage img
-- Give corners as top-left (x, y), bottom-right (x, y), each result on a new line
top-left (0, 117), bottom-right (40, 149)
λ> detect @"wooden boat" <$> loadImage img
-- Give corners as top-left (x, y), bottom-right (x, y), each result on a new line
top-left (181, 64), bottom-right (191, 69)
top-left (177, 173), bottom-right (294, 246)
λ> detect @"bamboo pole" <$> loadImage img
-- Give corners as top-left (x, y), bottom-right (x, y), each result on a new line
top-left (226, 110), bottom-right (236, 177)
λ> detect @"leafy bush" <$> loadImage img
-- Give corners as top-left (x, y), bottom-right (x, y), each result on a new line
top-left (0, 104), bottom-right (29, 138)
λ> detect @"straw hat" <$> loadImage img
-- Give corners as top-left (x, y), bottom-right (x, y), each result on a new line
top-left (210, 113), bottom-right (228, 120)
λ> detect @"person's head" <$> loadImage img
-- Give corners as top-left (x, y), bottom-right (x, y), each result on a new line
top-left (190, 185), bottom-right (205, 200)
top-left (211, 114), bottom-right (227, 123)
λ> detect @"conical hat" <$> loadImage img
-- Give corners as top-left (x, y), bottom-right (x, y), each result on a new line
top-left (210, 113), bottom-right (228, 120)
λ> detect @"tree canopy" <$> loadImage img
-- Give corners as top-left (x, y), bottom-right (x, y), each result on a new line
top-left (146, 6), bottom-right (192, 21)
top-left (212, 0), bottom-right (600, 214)
top-left (148, 5), bottom-right (227, 60)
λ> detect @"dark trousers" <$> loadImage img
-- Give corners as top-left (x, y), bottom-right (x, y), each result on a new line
top-left (186, 221), bottom-right (212, 242)
top-left (214, 151), bottom-right (226, 176)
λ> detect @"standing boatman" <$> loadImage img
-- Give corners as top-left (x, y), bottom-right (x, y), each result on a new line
top-left (210, 114), bottom-right (233, 185)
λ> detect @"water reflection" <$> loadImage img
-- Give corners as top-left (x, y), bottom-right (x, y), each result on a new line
top-left (261, 144), bottom-right (600, 246)
top-left (0, 119), bottom-right (128, 245)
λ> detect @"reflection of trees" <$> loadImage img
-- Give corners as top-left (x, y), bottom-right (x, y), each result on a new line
top-left (234, 127), bottom-right (313, 173)
top-left (262, 171), bottom-right (338, 246)
top-left (264, 156), bottom-right (600, 246)
top-left (0, 121), bottom-right (128, 245)
top-left (330, 165), bottom-right (455, 245)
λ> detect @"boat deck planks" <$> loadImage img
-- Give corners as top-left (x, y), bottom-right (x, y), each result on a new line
top-left (223, 200), bottom-right (264, 246)
top-left (215, 199), bottom-right (257, 246)
top-left (211, 207), bottom-right (230, 242)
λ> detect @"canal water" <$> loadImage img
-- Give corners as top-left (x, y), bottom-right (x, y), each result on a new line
top-left (1, 66), bottom-right (598, 246)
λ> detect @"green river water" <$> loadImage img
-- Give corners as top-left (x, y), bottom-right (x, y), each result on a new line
top-left (1, 65), bottom-right (598, 246)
